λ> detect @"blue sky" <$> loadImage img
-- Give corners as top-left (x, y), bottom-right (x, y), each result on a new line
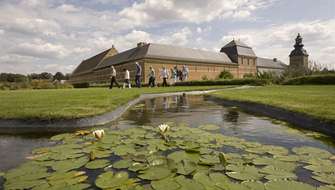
top-left (0, 0), bottom-right (334, 74)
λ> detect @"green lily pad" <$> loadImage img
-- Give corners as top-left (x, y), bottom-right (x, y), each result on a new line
top-left (113, 159), bottom-right (133, 169)
top-left (265, 180), bottom-right (316, 190)
top-left (167, 150), bottom-right (200, 163)
top-left (151, 177), bottom-right (180, 190)
top-left (139, 167), bottom-right (172, 180)
top-left (318, 185), bottom-right (335, 190)
top-left (260, 166), bottom-right (297, 180)
top-left (175, 175), bottom-right (205, 190)
top-left (193, 172), bottom-right (220, 190)
top-left (312, 173), bottom-right (335, 185)
top-left (226, 165), bottom-right (264, 181)
top-left (292, 146), bottom-right (332, 158)
top-left (85, 159), bottom-right (110, 169)
top-left (52, 156), bottom-right (89, 172)
top-left (199, 124), bottom-right (220, 131)
top-left (95, 171), bottom-right (130, 189)
top-left (176, 160), bottom-right (197, 175)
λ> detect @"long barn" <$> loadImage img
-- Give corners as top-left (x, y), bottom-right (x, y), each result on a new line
top-left (69, 40), bottom-right (286, 85)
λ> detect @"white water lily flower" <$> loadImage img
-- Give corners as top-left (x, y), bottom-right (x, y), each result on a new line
top-left (92, 129), bottom-right (105, 139)
top-left (158, 124), bottom-right (170, 133)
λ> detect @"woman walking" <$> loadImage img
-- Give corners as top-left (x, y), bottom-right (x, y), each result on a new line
top-left (148, 66), bottom-right (156, 87)
top-left (160, 67), bottom-right (169, 87)
top-left (122, 69), bottom-right (131, 88)
top-left (109, 66), bottom-right (120, 89)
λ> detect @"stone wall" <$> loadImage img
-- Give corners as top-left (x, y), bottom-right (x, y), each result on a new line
top-left (237, 56), bottom-right (257, 78)
top-left (143, 58), bottom-right (239, 84)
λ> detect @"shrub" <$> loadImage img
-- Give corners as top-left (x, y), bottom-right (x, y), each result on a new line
top-left (282, 74), bottom-right (335, 85)
top-left (175, 78), bottom-right (269, 86)
top-left (73, 83), bottom-right (90, 88)
top-left (201, 75), bottom-right (209, 81)
top-left (243, 73), bottom-right (255, 79)
top-left (218, 70), bottom-right (234, 79)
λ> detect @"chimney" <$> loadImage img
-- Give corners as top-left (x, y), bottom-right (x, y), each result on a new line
top-left (273, 58), bottom-right (277, 62)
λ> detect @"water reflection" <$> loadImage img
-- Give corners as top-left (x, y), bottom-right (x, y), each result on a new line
top-left (223, 109), bottom-right (239, 123)
top-left (120, 95), bottom-right (335, 154)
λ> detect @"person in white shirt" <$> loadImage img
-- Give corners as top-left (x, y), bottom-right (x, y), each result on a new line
top-left (147, 66), bottom-right (156, 87)
top-left (109, 66), bottom-right (120, 89)
top-left (160, 67), bottom-right (169, 87)
top-left (182, 65), bottom-right (189, 81)
top-left (123, 69), bottom-right (131, 88)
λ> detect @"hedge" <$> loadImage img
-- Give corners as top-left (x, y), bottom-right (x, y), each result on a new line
top-left (283, 74), bottom-right (335, 85)
top-left (175, 79), bottom-right (269, 86)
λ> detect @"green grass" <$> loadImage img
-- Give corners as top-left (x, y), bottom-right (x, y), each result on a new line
top-left (0, 86), bottom-right (230, 120)
top-left (211, 85), bottom-right (335, 122)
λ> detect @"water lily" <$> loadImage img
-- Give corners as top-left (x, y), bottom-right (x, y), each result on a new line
top-left (158, 124), bottom-right (170, 133)
top-left (92, 129), bottom-right (105, 140)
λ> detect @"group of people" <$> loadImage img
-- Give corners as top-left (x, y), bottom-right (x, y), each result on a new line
top-left (109, 62), bottom-right (189, 89)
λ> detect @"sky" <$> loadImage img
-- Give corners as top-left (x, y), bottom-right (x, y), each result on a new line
top-left (0, 0), bottom-right (334, 74)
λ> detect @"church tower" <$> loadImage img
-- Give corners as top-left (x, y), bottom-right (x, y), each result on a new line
top-left (289, 33), bottom-right (309, 70)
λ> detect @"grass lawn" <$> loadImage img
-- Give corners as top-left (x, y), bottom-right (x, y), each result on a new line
top-left (211, 85), bottom-right (335, 122)
top-left (0, 86), bottom-right (230, 120)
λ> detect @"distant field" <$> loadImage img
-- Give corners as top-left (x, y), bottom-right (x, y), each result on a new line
top-left (211, 85), bottom-right (335, 122)
top-left (0, 86), bottom-right (229, 120)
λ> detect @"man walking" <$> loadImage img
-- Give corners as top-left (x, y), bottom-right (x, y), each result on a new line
top-left (109, 66), bottom-right (120, 89)
top-left (148, 66), bottom-right (156, 87)
top-left (135, 62), bottom-right (142, 88)
top-left (123, 68), bottom-right (131, 88)
top-left (160, 66), bottom-right (169, 87)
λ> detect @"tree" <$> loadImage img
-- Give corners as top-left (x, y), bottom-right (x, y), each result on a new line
top-left (54, 72), bottom-right (65, 81)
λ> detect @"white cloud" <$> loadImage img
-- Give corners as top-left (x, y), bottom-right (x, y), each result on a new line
top-left (57, 4), bottom-right (80, 13)
top-left (118, 0), bottom-right (275, 27)
top-left (221, 19), bottom-right (335, 69)
top-left (10, 39), bottom-right (70, 59)
top-left (157, 27), bottom-right (192, 46)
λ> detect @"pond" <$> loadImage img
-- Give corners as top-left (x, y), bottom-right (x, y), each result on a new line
top-left (0, 95), bottom-right (334, 189)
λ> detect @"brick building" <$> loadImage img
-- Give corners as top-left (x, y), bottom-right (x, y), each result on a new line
top-left (69, 40), bottom-right (286, 85)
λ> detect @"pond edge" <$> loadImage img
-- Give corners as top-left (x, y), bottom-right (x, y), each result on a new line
top-left (205, 95), bottom-right (335, 138)
top-left (0, 90), bottom-right (220, 134)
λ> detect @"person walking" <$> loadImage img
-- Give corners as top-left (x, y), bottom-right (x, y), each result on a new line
top-left (109, 66), bottom-right (120, 89)
top-left (135, 62), bottom-right (142, 88)
top-left (182, 65), bottom-right (189, 81)
top-left (123, 68), bottom-right (131, 89)
top-left (172, 66), bottom-right (178, 83)
top-left (147, 66), bottom-right (156, 87)
top-left (160, 67), bottom-right (169, 87)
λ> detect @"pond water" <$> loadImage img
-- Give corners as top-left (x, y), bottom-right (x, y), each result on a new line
top-left (0, 95), bottom-right (335, 189)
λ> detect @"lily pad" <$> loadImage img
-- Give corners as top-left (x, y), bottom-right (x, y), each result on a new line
top-left (85, 159), bottom-right (110, 169)
top-left (226, 165), bottom-right (264, 181)
top-left (151, 177), bottom-right (180, 190)
top-left (312, 173), bottom-right (335, 185)
top-left (199, 124), bottom-right (220, 131)
top-left (175, 175), bottom-right (205, 190)
top-left (95, 171), bottom-right (131, 189)
top-left (265, 180), bottom-right (316, 190)
top-left (139, 167), bottom-right (172, 181)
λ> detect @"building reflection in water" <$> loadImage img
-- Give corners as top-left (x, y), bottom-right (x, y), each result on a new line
top-left (223, 108), bottom-right (240, 123)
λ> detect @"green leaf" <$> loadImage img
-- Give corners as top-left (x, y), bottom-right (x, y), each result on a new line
top-left (265, 180), bottom-right (316, 190)
top-left (95, 171), bottom-right (130, 189)
top-left (199, 124), bottom-right (220, 131)
top-left (139, 167), bottom-right (172, 181)
top-left (85, 159), bottom-right (110, 169)
top-left (312, 173), bottom-right (335, 185)
top-left (175, 175), bottom-right (205, 190)
top-left (151, 177), bottom-right (180, 190)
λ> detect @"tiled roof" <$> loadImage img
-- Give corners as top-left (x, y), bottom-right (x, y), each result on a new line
top-left (95, 43), bottom-right (234, 70)
top-left (72, 49), bottom-right (112, 75)
top-left (257, 57), bottom-right (287, 69)
top-left (221, 40), bottom-right (256, 58)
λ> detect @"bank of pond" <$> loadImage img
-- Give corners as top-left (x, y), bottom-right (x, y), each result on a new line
top-left (0, 95), bottom-right (334, 190)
